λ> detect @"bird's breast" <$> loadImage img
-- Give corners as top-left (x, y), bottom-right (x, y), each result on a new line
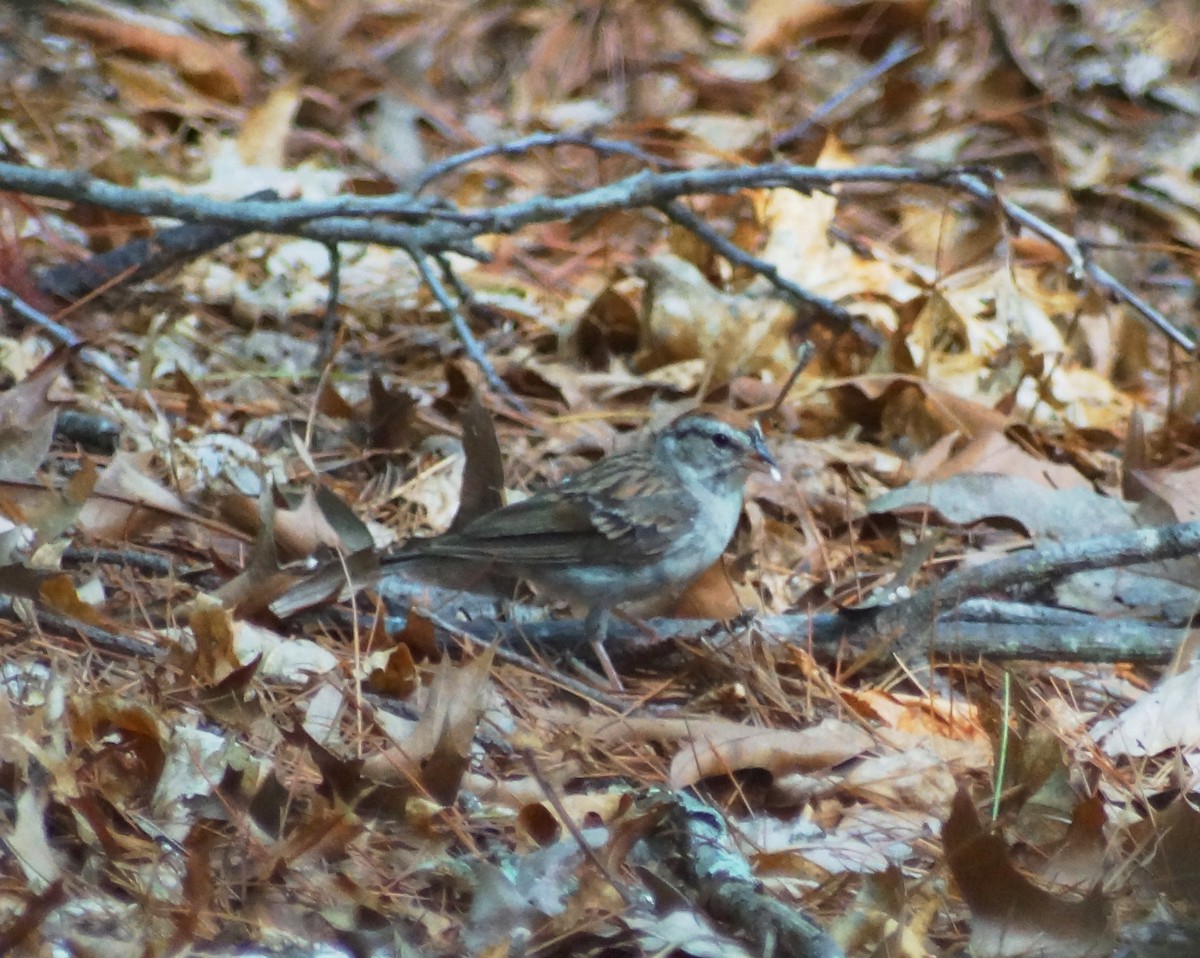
top-left (526, 480), bottom-right (743, 608)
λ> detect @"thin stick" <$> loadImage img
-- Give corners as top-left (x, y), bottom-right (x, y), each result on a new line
top-left (659, 200), bottom-right (879, 344)
top-left (408, 250), bottom-right (529, 415)
top-left (413, 130), bottom-right (682, 193)
top-left (0, 285), bottom-right (135, 389)
top-left (772, 36), bottom-right (922, 150)
top-left (767, 341), bottom-right (816, 415)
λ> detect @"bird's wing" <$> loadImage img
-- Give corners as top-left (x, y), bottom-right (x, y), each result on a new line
top-left (401, 451), bottom-right (689, 566)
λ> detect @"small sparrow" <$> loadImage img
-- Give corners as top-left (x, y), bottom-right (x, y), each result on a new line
top-left (272, 414), bottom-right (778, 688)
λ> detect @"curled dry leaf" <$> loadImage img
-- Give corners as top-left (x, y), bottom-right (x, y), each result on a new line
top-left (669, 717), bottom-right (873, 789)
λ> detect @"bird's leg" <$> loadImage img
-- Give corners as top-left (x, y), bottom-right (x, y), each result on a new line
top-left (612, 606), bottom-right (659, 639)
top-left (585, 606), bottom-right (624, 692)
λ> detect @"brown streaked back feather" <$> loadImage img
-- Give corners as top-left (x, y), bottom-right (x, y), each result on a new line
top-left (392, 447), bottom-right (689, 567)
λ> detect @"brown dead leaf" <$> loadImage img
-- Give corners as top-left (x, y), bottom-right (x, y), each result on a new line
top-left (99, 54), bottom-right (237, 117)
top-left (392, 607), bottom-right (442, 662)
top-left (237, 75), bottom-right (303, 167)
top-left (47, 9), bottom-right (253, 103)
top-left (845, 688), bottom-right (987, 743)
top-left (284, 722), bottom-right (368, 807)
top-left (0, 564), bottom-right (59, 600)
top-left (368, 374), bottom-right (425, 450)
top-left (943, 789), bottom-right (1110, 958)
top-left (824, 374), bottom-right (1011, 448)
top-left (919, 428), bottom-right (1094, 489)
top-left (167, 825), bottom-right (220, 948)
top-left (215, 483), bottom-right (296, 616)
top-left (1037, 794), bottom-right (1108, 893)
top-left (77, 452), bottom-right (189, 541)
top-left (451, 391), bottom-right (506, 531)
top-left (268, 487), bottom-right (350, 560)
top-left (315, 378), bottom-right (355, 419)
top-left (0, 458), bottom-right (95, 549)
top-left (187, 599), bottom-right (244, 686)
top-left (634, 252), bottom-right (796, 383)
top-left (842, 749), bottom-right (959, 815)
top-left (170, 368), bottom-right (213, 426)
top-left (668, 559), bottom-right (745, 620)
top-left (991, 0), bottom-right (1184, 101)
top-left (518, 802), bottom-right (561, 847)
top-left (0, 344), bottom-right (73, 482)
top-left (1140, 797), bottom-right (1200, 902)
top-left (222, 485), bottom-right (369, 564)
top-left (363, 647), bottom-right (496, 805)
top-left (0, 879), bottom-right (65, 953)
top-left (746, 801), bottom-right (937, 877)
top-left (256, 807), bottom-right (364, 882)
top-left (68, 696), bottom-right (166, 805)
top-left (572, 281), bottom-right (641, 368)
top-left (365, 642), bottom-right (419, 698)
top-left (1129, 462), bottom-right (1200, 523)
top-left (40, 575), bottom-right (104, 625)
top-left (829, 866), bottom-right (935, 956)
top-left (744, 0), bottom-right (926, 52)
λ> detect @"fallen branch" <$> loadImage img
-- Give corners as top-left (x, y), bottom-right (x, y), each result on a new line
top-left (387, 518), bottom-right (1200, 667)
top-left (636, 790), bottom-right (843, 958)
top-left (434, 609), bottom-right (1180, 667)
top-left (866, 518), bottom-right (1200, 652)
top-left (19, 517), bottom-right (1196, 677)
top-left (4, 145), bottom-right (1189, 385)
top-left (5, 152), bottom-right (1188, 355)
top-left (36, 188), bottom-right (281, 302)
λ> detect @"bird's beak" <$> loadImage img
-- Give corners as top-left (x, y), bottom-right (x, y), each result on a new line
top-left (748, 422), bottom-right (781, 481)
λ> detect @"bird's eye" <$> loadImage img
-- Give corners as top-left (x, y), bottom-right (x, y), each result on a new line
top-left (710, 432), bottom-right (735, 449)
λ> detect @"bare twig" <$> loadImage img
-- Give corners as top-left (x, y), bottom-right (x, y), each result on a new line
top-left (5, 598), bottom-right (163, 660)
top-left (422, 518), bottom-right (1200, 666)
top-left (767, 341), bottom-right (816, 414)
top-left (412, 130), bottom-right (682, 193)
top-left (659, 199), bottom-right (879, 343)
top-left (637, 790), bottom-right (843, 958)
top-left (869, 517), bottom-right (1200, 650)
top-left (55, 409), bottom-right (121, 454)
top-left (61, 546), bottom-right (183, 578)
top-left (0, 158), bottom-right (953, 240)
top-left (772, 35), bottom-right (922, 150)
top-left (317, 241), bottom-right (342, 364)
top-left (0, 285), bottom-right (135, 389)
top-left (443, 609), bottom-right (1180, 665)
top-left (409, 250), bottom-right (529, 414)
